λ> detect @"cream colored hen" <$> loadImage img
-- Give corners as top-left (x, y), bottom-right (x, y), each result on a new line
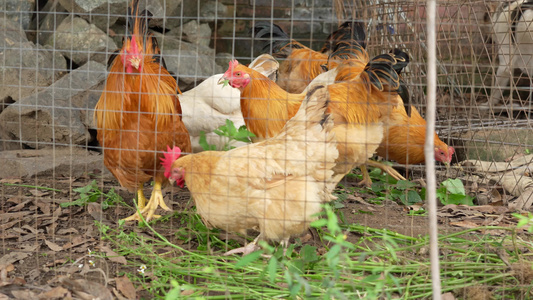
top-left (162, 85), bottom-right (338, 255)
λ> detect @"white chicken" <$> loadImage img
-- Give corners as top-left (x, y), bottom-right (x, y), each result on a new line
top-left (181, 55), bottom-right (279, 152)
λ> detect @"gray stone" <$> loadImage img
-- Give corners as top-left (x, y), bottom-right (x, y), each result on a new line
top-left (153, 32), bottom-right (215, 56)
top-left (172, 20), bottom-right (212, 48)
top-left (200, 0), bottom-right (228, 22)
top-left (0, 0), bottom-right (36, 30)
top-left (58, 0), bottom-right (129, 31)
top-left (0, 61), bottom-right (107, 149)
top-left (0, 17), bottom-right (67, 106)
top-left (0, 147), bottom-right (105, 178)
top-left (215, 52), bottom-right (233, 69)
top-left (36, 1), bottom-right (69, 44)
top-left (163, 49), bottom-right (223, 85)
top-left (45, 16), bottom-right (117, 65)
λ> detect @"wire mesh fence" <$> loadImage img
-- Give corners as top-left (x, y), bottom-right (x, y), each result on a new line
top-left (1, 0), bottom-right (533, 298)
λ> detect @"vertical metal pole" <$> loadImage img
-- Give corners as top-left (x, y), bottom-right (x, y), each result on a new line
top-left (425, 0), bottom-right (442, 298)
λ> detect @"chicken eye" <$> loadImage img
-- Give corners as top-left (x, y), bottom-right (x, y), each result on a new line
top-left (236, 72), bottom-right (241, 76)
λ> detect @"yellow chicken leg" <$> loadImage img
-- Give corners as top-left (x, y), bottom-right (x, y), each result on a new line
top-left (137, 185), bottom-right (147, 210)
top-left (223, 235), bottom-right (262, 256)
top-left (358, 160), bottom-right (407, 187)
top-left (357, 165), bottom-right (373, 188)
top-left (123, 182), bottom-right (170, 222)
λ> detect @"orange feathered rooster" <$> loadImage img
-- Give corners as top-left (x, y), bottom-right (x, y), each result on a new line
top-left (253, 21), bottom-right (366, 93)
top-left (94, 0), bottom-right (191, 222)
top-left (330, 48), bottom-right (454, 185)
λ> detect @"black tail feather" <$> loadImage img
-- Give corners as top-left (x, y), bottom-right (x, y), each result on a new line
top-left (363, 53), bottom-right (401, 94)
top-left (253, 21), bottom-right (304, 57)
top-left (389, 49), bottom-right (411, 116)
top-left (321, 20), bottom-right (367, 53)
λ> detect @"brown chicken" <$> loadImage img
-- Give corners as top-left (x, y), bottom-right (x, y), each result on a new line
top-left (94, 0), bottom-right (191, 222)
top-left (330, 48), bottom-right (455, 185)
top-left (162, 85), bottom-right (338, 255)
top-left (253, 21), bottom-right (366, 93)
top-left (219, 52), bottom-right (402, 187)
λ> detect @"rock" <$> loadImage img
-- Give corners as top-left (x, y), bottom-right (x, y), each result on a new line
top-left (458, 128), bottom-right (533, 161)
top-left (153, 32), bottom-right (215, 56)
top-left (0, 148), bottom-right (105, 178)
top-left (163, 49), bottom-right (223, 86)
top-left (45, 16), bottom-right (117, 65)
top-left (173, 20), bottom-right (212, 48)
top-left (200, 0), bottom-right (228, 22)
top-left (1, 0), bottom-right (36, 30)
top-left (36, 0), bottom-right (69, 44)
top-left (0, 17), bottom-right (66, 106)
top-left (0, 61), bottom-right (107, 149)
top-left (215, 53), bottom-right (234, 69)
top-left (58, 0), bottom-right (129, 31)
top-left (133, 0), bottom-right (182, 29)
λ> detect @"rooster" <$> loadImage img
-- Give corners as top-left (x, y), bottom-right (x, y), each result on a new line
top-left (94, 0), bottom-right (191, 222)
top-left (253, 21), bottom-right (366, 93)
top-left (320, 20), bottom-right (367, 54)
top-left (329, 48), bottom-right (454, 185)
top-left (162, 85), bottom-right (338, 255)
top-left (219, 51), bottom-right (402, 187)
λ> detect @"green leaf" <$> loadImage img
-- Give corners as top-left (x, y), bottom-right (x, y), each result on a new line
top-left (235, 250), bottom-right (263, 267)
top-left (198, 131), bottom-right (217, 151)
top-left (301, 245), bottom-right (319, 263)
top-left (267, 256), bottom-right (278, 283)
top-left (310, 219), bottom-right (327, 228)
top-left (396, 180), bottom-right (417, 190)
top-left (225, 119), bottom-right (237, 136)
top-left (400, 190), bottom-right (422, 206)
top-left (221, 79), bottom-right (230, 87)
top-left (441, 178), bottom-right (466, 195)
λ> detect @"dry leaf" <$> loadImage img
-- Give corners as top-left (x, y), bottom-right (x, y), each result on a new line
top-left (29, 189), bottom-right (49, 197)
top-left (441, 292), bottom-right (456, 300)
top-left (510, 188), bottom-right (533, 211)
top-left (38, 286), bottom-right (69, 299)
top-left (45, 240), bottom-right (63, 252)
top-left (0, 178), bottom-right (21, 184)
top-left (0, 293), bottom-right (9, 300)
top-left (61, 277), bottom-right (113, 300)
top-left (450, 220), bottom-right (480, 229)
top-left (116, 275), bottom-right (136, 299)
top-left (0, 252), bottom-right (31, 266)
top-left (100, 246), bottom-right (127, 265)
top-left (11, 290), bottom-right (38, 299)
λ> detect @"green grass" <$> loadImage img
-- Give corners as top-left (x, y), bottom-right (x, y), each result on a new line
top-left (97, 208), bottom-right (533, 299)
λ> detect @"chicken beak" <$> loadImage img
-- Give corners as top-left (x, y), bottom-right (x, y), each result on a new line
top-left (130, 57), bottom-right (141, 70)
top-left (218, 76), bottom-right (229, 86)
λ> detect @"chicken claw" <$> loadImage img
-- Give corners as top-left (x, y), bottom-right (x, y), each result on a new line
top-left (122, 182), bottom-right (171, 222)
top-left (367, 160), bottom-right (406, 181)
top-left (357, 165), bottom-right (374, 188)
top-left (223, 235), bottom-right (261, 256)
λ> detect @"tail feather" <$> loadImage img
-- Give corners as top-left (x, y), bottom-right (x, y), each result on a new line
top-left (253, 21), bottom-right (306, 58)
top-left (362, 53), bottom-right (401, 94)
top-left (321, 20), bottom-right (367, 54)
top-left (328, 40), bottom-right (367, 62)
top-left (389, 48), bottom-right (411, 116)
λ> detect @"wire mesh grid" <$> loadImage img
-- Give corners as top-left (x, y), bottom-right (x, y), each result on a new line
top-left (1, 0), bottom-right (533, 298)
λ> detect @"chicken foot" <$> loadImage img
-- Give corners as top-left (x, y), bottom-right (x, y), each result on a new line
top-left (223, 235), bottom-right (262, 256)
top-left (358, 160), bottom-right (407, 187)
top-left (123, 182), bottom-right (171, 222)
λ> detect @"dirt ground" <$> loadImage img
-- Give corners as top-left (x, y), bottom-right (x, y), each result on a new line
top-left (0, 165), bottom-right (522, 299)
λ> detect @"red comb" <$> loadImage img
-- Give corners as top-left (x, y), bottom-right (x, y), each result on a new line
top-left (161, 145), bottom-right (181, 178)
top-left (130, 36), bottom-right (140, 55)
top-left (229, 59), bottom-right (239, 70)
